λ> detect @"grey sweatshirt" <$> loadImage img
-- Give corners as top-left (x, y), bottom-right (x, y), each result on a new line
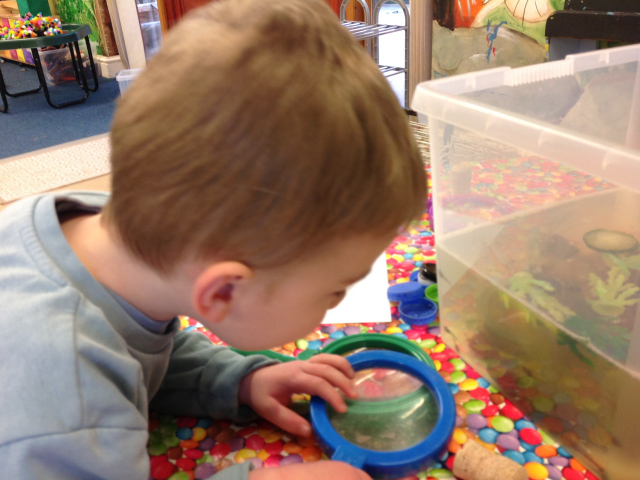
top-left (0, 191), bottom-right (276, 479)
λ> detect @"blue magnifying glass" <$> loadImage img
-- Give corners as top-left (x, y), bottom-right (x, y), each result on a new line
top-left (310, 350), bottom-right (456, 479)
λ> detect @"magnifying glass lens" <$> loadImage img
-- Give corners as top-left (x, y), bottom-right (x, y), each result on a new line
top-left (327, 368), bottom-right (440, 452)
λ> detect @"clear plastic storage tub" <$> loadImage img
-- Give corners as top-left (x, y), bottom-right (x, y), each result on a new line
top-left (39, 44), bottom-right (95, 86)
top-left (116, 68), bottom-right (143, 95)
top-left (412, 44), bottom-right (640, 480)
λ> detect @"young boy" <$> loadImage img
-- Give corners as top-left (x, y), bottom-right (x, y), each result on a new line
top-left (0, 0), bottom-right (426, 478)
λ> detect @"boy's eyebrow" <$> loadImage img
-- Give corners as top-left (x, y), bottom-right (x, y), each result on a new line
top-left (343, 269), bottom-right (371, 285)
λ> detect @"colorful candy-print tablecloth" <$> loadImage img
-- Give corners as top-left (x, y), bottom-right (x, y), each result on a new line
top-left (147, 145), bottom-right (600, 480)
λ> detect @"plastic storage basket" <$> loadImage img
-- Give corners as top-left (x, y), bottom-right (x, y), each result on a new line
top-left (116, 68), bottom-right (143, 95)
top-left (412, 44), bottom-right (640, 480)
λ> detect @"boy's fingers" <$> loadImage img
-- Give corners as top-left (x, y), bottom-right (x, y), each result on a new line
top-left (301, 362), bottom-right (357, 398)
top-left (296, 373), bottom-right (349, 413)
top-left (263, 400), bottom-right (312, 437)
top-left (307, 354), bottom-right (355, 378)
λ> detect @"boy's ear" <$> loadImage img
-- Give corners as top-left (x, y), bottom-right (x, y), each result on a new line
top-left (192, 262), bottom-right (253, 324)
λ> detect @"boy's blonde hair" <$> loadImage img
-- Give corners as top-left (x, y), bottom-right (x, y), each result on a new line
top-left (106, 0), bottom-right (426, 273)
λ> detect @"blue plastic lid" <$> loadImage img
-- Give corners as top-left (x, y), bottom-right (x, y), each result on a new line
top-left (310, 350), bottom-right (456, 479)
top-left (399, 298), bottom-right (438, 326)
top-left (387, 282), bottom-right (425, 303)
top-left (409, 270), bottom-right (419, 282)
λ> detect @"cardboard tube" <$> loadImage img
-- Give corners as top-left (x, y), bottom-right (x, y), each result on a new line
top-left (453, 440), bottom-right (529, 480)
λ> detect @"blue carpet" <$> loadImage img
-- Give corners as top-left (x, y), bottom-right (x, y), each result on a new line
top-left (0, 59), bottom-right (120, 159)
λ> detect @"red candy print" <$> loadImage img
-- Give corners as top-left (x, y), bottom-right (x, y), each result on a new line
top-left (430, 352), bottom-right (448, 362)
top-left (246, 434), bottom-right (265, 451)
top-left (501, 404), bottom-right (524, 421)
top-left (151, 461), bottom-right (176, 480)
top-left (184, 448), bottom-right (204, 459)
top-left (519, 428), bottom-right (542, 445)
top-left (469, 388), bottom-right (490, 400)
top-left (562, 468), bottom-right (586, 480)
top-left (464, 368), bottom-right (481, 380)
top-left (264, 454), bottom-right (283, 468)
top-left (481, 405), bottom-right (500, 417)
top-left (236, 426), bottom-right (257, 437)
top-left (210, 443), bottom-right (232, 458)
top-left (443, 348), bottom-right (458, 359)
top-left (445, 455), bottom-right (455, 471)
top-left (176, 458), bottom-right (197, 470)
top-left (149, 455), bottom-right (168, 470)
top-left (439, 361), bottom-right (455, 373)
top-left (265, 440), bottom-right (284, 455)
top-left (176, 417), bottom-right (198, 428)
top-left (405, 329), bottom-right (422, 340)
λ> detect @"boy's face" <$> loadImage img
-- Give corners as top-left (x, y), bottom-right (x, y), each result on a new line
top-left (200, 233), bottom-right (396, 351)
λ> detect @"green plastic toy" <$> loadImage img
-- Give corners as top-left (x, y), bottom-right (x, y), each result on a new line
top-left (231, 333), bottom-right (435, 369)
top-left (425, 284), bottom-right (439, 305)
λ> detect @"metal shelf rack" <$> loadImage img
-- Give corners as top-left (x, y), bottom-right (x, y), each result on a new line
top-left (340, 0), bottom-right (409, 107)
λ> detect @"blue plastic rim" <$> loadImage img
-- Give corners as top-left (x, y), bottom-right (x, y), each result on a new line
top-left (399, 298), bottom-right (438, 326)
top-left (310, 350), bottom-right (456, 479)
top-left (387, 281), bottom-right (425, 303)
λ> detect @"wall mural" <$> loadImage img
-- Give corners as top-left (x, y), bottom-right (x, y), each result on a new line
top-left (432, 0), bottom-right (565, 77)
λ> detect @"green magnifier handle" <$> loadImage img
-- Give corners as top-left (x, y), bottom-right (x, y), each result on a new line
top-left (230, 332), bottom-right (436, 366)
top-left (230, 347), bottom-right (318, 362)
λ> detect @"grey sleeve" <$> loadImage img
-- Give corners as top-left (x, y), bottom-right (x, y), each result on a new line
top-left (213, 462), bottom-right (255, 480)
top-left (0, 428), bottom-right (150, 480)
top-left (0, 428), bottom-right (254, 480)
top-left (150, 330), bottom-right (278, 421)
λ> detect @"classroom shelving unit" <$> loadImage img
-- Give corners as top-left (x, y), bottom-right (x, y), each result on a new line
top-left (340, 0), bottom-right (409, 107)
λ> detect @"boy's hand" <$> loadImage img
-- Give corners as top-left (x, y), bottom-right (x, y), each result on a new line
top-left (248, 460), bottom-right (372, 480)
top-left (238, 354), bottom-right (357, 437)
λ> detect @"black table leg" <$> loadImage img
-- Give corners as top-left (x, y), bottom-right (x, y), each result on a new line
top-left (69, 41), bottom-right (83, 87)
top-left (31, 47), bottom-right (89, 109)
top-left (71, 41), bottom-right (90, 94)
top-left (0, 66), bottom-right (8, 113)
top-left (84, 37), bottom-right (98, 92)
top-left (69, 40), bottom-right (98, 92)
top-left (0, 57), bottom-right (42, 98)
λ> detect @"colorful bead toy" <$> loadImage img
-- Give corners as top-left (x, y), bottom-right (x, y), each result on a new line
top-left (0, 13), bottom-right (64, 41)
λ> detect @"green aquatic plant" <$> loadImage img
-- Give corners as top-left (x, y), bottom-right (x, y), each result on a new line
top-left (615, 253), bottom-right (640, 273)
top-left (602, 253), bottom-right (631, 277)
top-left (508, 272), bottom-right (575, 323)
top-left (564, 316), bottom-right (631, 363)
top-left (588, 266), bottom-right (639, 317)
top-left (556, 329), bottom-right (594, 368)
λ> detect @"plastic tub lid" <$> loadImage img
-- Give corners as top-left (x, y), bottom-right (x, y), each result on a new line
top-left (116, 68), bottom-right (144, 81)
top-left (387, 281), bottom-right (425, 303)
top-left (399, 298), bottom-right (438, 326)
top-left (310, 350), bottom-right (455, 479)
